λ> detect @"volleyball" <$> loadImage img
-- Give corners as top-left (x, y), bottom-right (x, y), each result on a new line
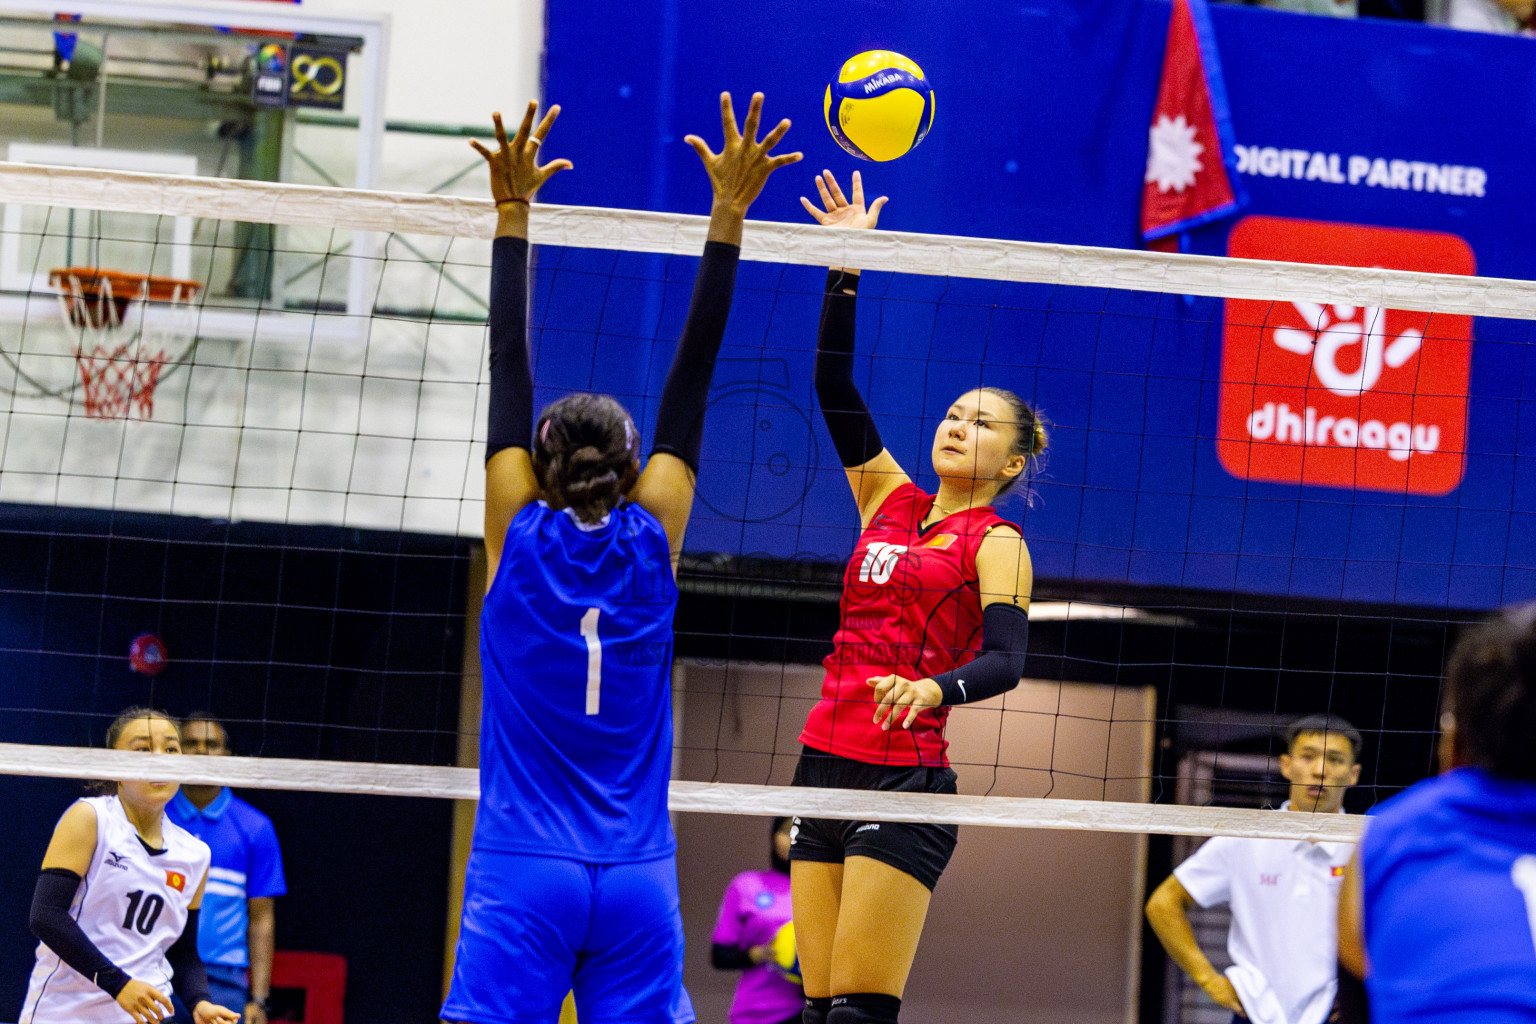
top-left (770, 920), bottom-right (801, 985)
top-left (824, 50), bottom-right (934, 162)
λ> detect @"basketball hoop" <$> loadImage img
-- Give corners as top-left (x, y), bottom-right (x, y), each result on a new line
top-left (49, 267), bottom-right (201, 420)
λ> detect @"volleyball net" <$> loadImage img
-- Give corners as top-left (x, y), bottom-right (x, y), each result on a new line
top-left (3, 159), bottom-right (1532, 845)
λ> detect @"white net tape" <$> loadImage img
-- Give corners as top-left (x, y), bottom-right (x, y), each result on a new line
top-left (0, 162), bottom-right (1448, 843)
top-left (4, 161), bottom-right (1536, 314)
top-left (0, 744), bottom-right (1363, 842)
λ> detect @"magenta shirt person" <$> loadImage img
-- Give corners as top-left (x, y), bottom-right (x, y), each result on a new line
top-left (711, 819), bottom-right (801, 1024)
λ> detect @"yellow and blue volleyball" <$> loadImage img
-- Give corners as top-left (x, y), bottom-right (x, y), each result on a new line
top-left (824, 50), bottom-right (934, 162)
top-left (770, 920), bottom-right (801, 985)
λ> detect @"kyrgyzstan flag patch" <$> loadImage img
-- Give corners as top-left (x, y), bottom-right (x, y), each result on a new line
top-left (165, 870), bottom-right (187, 892)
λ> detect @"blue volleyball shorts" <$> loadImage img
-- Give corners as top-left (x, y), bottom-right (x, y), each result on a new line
top-left (441, 849), bottom-right (695, 1024)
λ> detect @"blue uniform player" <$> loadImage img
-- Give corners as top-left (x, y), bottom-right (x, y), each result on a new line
top-left (440, 94), bottom-right (801, 1024)
top-left (1341, 602), bottom-right (1536, 1024)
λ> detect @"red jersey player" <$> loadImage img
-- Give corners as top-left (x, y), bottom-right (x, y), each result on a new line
top-left (788, 170), bottom-right (1045, 1024)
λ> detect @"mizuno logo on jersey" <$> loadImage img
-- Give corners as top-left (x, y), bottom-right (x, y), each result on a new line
top-left (858, 542), bottom-right (908, 585)
top-left (855, 823), bottom-right (880, 833)
top-left (103, 851), bottom-right (130, 870)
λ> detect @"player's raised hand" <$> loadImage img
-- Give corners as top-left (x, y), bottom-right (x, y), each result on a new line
top-left (471, 100), bottom-right (573, 204)
top-left (686, 92), bottom-right (803, 218)
top-left (802, 169), bottom-right (888, 230)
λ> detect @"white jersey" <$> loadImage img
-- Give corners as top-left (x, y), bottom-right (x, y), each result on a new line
top-left (20, 795), bottom-right (211, 1024)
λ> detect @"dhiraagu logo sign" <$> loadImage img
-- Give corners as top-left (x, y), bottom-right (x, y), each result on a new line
top-left (1216, 216), bottom-right (1474, 496)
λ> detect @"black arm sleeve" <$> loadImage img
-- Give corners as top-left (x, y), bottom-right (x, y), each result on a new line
top-left (711, 942), bottom-right (755, 970)
top-left (485, 235), bottom-right (534, 463)
top-left (932, 603), bottom-right (1030, 706)
top-left (650, 240), bottom-right (741, 473)
top-left (29, 868), bottom-right (130, 998)
top-left (166, 908), bottom-right (211, 1009)
top-left (814, 270), bottom-right (885, 468)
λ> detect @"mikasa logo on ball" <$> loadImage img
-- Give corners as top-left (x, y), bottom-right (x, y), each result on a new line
top-left (862, 73), bottom-right (902, 94)
top-left (1215, 216), bottom-right (1474, 496)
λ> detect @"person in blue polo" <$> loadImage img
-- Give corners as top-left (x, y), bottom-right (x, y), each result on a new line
top-left (166, 713), bottom-right (286, 1024)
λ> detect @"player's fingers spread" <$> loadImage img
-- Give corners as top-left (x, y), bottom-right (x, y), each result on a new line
top-left (850, 169), bottom-right (864, 204)
top-left (719, 92), bottom-right (739, 141)
top-left (761, 117), bottom-right (791, 151)
top-left (742, 91), bottom-right (764, 142)
top-left (770, 152), bottom-right (804, 170)
top-left (825, 170), bottom-right (848, 206)
top-left (535, 103), bottom-right (561, 139)
top-left (815, 174), bottom-right (835, 209)
top-left (469, 139), bottom-right (493, 161)
top-left (870, 196), bottom-right (889, 217)
top-left (800, 196), bottom-right (827, 222)
top-left (513, 101), bottom-right (538, 145)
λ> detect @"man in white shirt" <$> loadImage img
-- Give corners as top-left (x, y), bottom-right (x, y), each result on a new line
top-left (1146, 715), bottom-right (1362, 1024)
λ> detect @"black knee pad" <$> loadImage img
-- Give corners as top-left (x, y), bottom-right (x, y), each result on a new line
top-left (827, 993), bottom-right (902, 1024)
top-left (803, 995), bottom-right (833, 1024)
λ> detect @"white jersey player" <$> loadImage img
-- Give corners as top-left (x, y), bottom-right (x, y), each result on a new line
top-left (20, 709), bottom-right (238, 1024)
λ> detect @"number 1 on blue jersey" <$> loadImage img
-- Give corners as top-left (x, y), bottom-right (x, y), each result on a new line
top-left (581, 607), bottom-right (601, 715)
top-left (1514, 855), bottom-right (1536, 954)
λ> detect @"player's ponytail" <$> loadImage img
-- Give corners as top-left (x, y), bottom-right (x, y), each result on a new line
top-left (534, 394), bottom-right (641, 525)
top-left (979, 386), bottom-right (1048, 499)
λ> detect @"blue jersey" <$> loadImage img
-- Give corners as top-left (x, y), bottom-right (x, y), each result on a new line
top-left (165, 788), bottom-right (286, 968)
top-left (1362, 767), bottom-right (1536, 1024)
top-left (475, 500), bottom-right (679, 863)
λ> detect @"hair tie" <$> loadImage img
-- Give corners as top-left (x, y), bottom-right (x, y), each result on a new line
top-left (623, 419), bottom-right (636, 453)
top-left (540, 419), bottom-right (551, 446)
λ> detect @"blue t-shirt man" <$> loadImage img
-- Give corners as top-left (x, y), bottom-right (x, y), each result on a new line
top-left (165, 717), bottom-right (287, 1024)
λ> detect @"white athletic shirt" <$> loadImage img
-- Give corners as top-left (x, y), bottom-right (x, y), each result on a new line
top-left (1173, 804), bottom-right (1354, 1024)
top-left (20, 795), bottom-right (212, 1024)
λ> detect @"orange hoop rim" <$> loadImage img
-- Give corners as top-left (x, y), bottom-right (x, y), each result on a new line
top-left (50, 266), bottom-right (202, 303)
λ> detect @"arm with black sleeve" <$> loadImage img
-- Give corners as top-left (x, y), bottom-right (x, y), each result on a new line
top-left (931, 602), bottom-right (1030, 706)
top-left (484, 235), bottom-right (533, 463)
top-left (649, 240), bottom-right (741, 473)
top-left (813, 269), bottom-right (885, 468)
top-left (29, 867), bottom-right (130, 997)
top-left (165, 908), bottom-right (213, 1010)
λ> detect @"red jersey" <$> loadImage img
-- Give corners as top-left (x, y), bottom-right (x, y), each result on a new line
top-left (800, 483), bottom-right (1017, 767)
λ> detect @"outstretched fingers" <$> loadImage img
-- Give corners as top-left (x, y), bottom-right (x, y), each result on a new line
top-left (719, 91), bottom-right (740, 143)
top-left (532, 103), bottom-right (561, 146)
top-left (511, 100), bottom-right (538, 149)
top-left (740, 92), bottom-right (764, 147)
top-left (824, 169), bottom-right (849, 207)
top-left (759, 116), bottom-right (793, 153)
top-left (799, 195), bottom-right (829, 223)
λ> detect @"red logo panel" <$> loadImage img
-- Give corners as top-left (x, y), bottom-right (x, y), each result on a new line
top-left (1217, 216), bottom-right (1474, 495)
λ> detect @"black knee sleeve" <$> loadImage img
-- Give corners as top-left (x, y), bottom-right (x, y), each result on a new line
top-left (803, 995), bottom-right (833, 1024)
top-left (827, 993), bottom-right (902, 1024)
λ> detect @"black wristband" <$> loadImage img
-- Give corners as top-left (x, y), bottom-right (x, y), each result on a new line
top-left (933, 603), bottom-right (1030, 705)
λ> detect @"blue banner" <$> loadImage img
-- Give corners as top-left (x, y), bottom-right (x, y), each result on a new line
top-left (541, 0), bottom-right (1536, 609)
